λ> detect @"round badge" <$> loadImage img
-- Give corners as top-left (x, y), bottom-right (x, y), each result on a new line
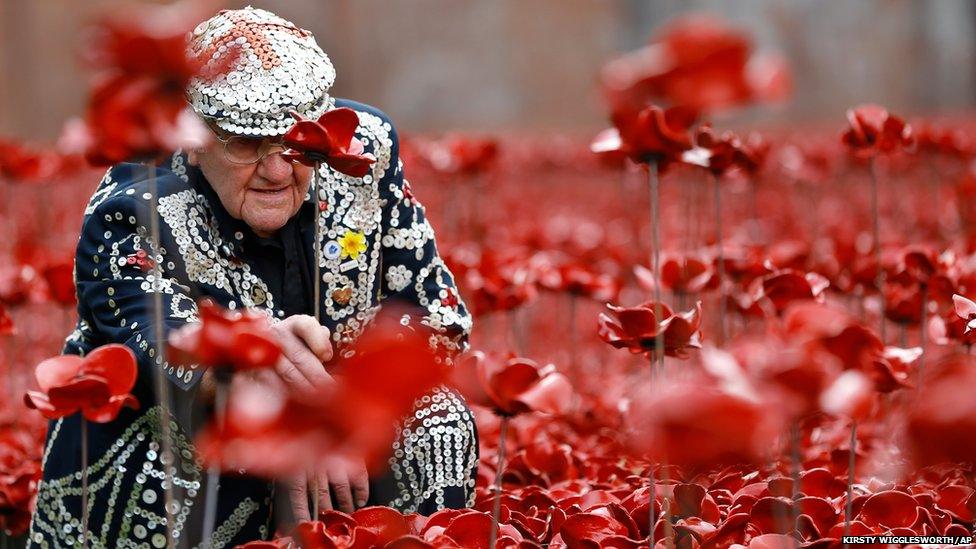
top-left (324, 240), bottom-right (342, 260)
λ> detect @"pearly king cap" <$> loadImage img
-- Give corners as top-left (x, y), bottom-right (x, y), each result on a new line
top-left (186, 6), bottom-right (337, 137)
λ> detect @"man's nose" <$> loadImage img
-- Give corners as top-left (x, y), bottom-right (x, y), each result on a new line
top-left (256, 147), bottom-right (293, 181)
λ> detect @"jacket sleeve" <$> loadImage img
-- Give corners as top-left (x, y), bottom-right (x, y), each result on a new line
top-left (73, 178), bottom-right (203, 391)
top-left (377, 124), bottom-right (473, 363)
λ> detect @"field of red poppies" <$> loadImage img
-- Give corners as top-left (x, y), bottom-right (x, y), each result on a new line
top-left (3, 5), bottom-right (976, 549)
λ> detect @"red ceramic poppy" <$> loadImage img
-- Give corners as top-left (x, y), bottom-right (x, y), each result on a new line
top-left (452, 352), bottom-right (573, 418)
top-left (841, 104), bottom-right (915, 159)
top-left (558, 512), bottom-right (638, 547)
top-left (591, 105), bottom-right (696, 166)
top-left (856, 490), bottom-right (921, 530)
top-left (597, 300), bottom-right (703, 358)
top-left (349, 507), bottom-right (414, 546)
top-left (293, 519), bottom-right (378, 549)
top-left (929, 309), bottom-right (976, 347)
top-left (444, 247), bottom-right (537, 316)
top-left (748, 270), bottom-right (829, 316)
top-left (951, 294), bottom-right (976, 333)
top-left (281, 108), bottom-right (377, 177)
top-left (168, 299), bottom-right (281, 372)
top-left (690, 125), bottom-right (750, 176)
top-left (23, 344), bottom-right (139, 423)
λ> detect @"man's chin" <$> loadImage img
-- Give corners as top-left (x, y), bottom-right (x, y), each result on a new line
top-left (244, 217), bottom-right (289, 238)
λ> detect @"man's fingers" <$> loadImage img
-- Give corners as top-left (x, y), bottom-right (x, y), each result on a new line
top-left (286, 475), bottom-right (311, 523)
top-left (312, 473), bottom-right (332, 514)
top-left (289, 315), bottom-right (334, 363)
top-left (274, 355), bottom-right (314, 394)
top-left (276, 326), bottom-right (332, 391)
top-left (350, 463), bottom-right (370, 508)
top-left (329, 470), bottom-right (354, 513)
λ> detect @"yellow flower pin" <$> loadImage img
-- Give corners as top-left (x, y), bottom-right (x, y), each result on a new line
top-left (338, 230), bottom-right (367, 259)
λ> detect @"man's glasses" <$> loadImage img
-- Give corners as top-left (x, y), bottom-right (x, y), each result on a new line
top-left (206, 123), bottom-right (291, 165)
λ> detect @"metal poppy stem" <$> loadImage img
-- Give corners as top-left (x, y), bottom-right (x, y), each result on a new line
top-left (569, 296), bottom-right (578, 379)
top-left (918, 286), bottom-right (927, 389)
top-left (147, 163), bottom-right (176, 548)
top-left (712, 172), bottom-right (727, 345)
top-left (312, 163), bottom-right (323, 520)
top-left (647, 161), bottom-right (665, 376)
top-left (201, 376), bottom-right (228, 549)
top-left (790, 421), bottom-right (802, 545)
top-left (488, 415), bottom-right (509, 549)
top-left (869, 159), bottom-right (886, 344)
top-left (844, 421), bottom-right (857, 547)
top-left (648, 464), bottom-right (656, 549)
top-left (659, 462), bottom-right (674, 548)
top-left (81, 417), bottom-right (89, 549)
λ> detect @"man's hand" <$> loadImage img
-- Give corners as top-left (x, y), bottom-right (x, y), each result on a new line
top-left (286, 456), bottom-right (370, 519)
top-left (268, 314), bottom-right (335, 394)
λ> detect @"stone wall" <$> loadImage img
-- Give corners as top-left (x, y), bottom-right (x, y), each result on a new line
top-left (0, 0), bottom-right (973, 139)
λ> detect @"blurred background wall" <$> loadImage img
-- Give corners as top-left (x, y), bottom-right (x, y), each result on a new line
top-left (1, 0), bottom-right (974, 140)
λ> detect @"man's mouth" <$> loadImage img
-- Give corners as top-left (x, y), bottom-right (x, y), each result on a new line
top-left (251, 186), bottom-right (290, 195)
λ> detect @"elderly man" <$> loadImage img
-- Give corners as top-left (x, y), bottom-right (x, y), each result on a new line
top-left (27, 7), bottom-right (477, 548)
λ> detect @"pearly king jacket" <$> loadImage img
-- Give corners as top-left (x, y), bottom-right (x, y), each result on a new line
top-left (27, 99), bottom-right (479, 549)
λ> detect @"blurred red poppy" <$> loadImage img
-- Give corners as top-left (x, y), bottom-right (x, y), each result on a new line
top-left (168, 299), bottom-right (281, 372)
top-left (591, 105), bottom-right (696, 166)
top-left (0, 304), bottom-right (13, 336)
top-left (906, 355), bottom-right (976, 467)
top-left (841, 104), bottom-right (915, 159)
top-left (626, 373), bottom-right (782, 469)
top-left (75, 3), bottom-right (223, 166)
top-left (0, 421), bottom-right (42, 536)
top-left (198, 307), bottom-right (449, 474)
top-left (452, 352), bottom-right (572, 417)
top-left (424, 135), bottom-right (499, 176)
top-left (41, 262), bottom-right (76, 307)
top-left (635, 256), bottom-right (714, 295)
top-left (444, 246), bottom-right (537, 316)
top-left (600, 15), bottom-right (791, 113)
top-left (747, 269), bottom-right (829, 316)
top-left (691, 125), bottom-right (750, 176)
top-left (537, 262), bottom-right (619, 302)
top-left (597, 300), bottom-right (703, 358)
top-left (23, 344), bottom-right (139, 423)
top-left (0, 139), bottom-right (68, 182)
top-left (282, 108), bottom-right (377, 177)
top-left (818, 370), bottom-right (876, 422)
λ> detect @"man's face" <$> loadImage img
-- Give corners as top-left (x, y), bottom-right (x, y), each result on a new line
top-left (188, 129), bottom-right (313, 237)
